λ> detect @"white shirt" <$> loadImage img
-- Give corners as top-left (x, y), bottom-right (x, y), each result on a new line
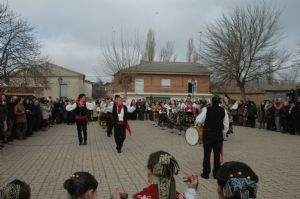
top-left (118, 107), bottom-right (124, 121)
top-left (96, 107), bottom-right (101, 113)
top-left (105, 102), bottom-right (113, 113)
top-left (230, 101), bottom-right (239, 110)
top-left (127, 105), bottom-right (136, 113)
top-left (99, 101), bottom-right (106, 112)
top-left (185, 188), bottom-right (197, 199)
top-left (195, 106), bottom-right (229, 139)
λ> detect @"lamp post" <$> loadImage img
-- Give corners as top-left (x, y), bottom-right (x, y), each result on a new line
top-left (58, 76), bottom-right (63, 98)
top-left (191, 78), bottom-right (196, 101)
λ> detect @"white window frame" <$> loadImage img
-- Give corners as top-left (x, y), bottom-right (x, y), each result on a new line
top-left (135, 78), bottom-right (144, 93)
top-left (161, 79), bottom-right (171, 88)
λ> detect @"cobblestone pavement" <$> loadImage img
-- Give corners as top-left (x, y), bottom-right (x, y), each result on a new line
top-left (1, 121), bottom-right (300, 199)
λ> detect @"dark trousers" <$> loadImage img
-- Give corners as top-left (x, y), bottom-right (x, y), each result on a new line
top-left (202, 138), bottom-right (223, 177)
top-left (6, 120), bottom-right (14, 138)
top-left (138, 111), bottom-right (144, 120)
top-left (76, 121), bottom-right (87, 143)
top-left (15, 123), bottom-right (27, 139)
top-left (114, 124), bottom-right (126, 151)
top-left (248, 115), bottom-right (256, 128)
top-left (107, 114), bottom-right (113, 136)
top-left (27, 121), bottom-right (33, 136)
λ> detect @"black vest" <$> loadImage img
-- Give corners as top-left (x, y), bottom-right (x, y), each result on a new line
top-left (204, 106), bottom-right (225, 131)
top-left (112, 104), bottom-right (128, 124)
top-left (75, 103), bottom-right (88, 116)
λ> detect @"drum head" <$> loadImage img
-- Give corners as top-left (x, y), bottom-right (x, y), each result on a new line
top-left (185, 127), bottom-right (199, 146)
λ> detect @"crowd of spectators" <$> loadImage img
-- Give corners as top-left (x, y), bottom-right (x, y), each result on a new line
top-left (0, 95), bottom-right (87, 150)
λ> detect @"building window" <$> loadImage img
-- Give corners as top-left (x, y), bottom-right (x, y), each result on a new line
top-left (188, 79), bottom-right (197, 93)
top-left (161, 79), bottom-right (171, 88)
top-left (60, 84), bottom-right (68, 97)
top-left (135, 79), bottom-right (144, 93)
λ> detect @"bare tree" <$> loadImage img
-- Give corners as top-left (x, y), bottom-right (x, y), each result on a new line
top-left (92, 78), bottom-right (107, 99)
top-left (276, 67), bottom-right (299, 86)
top-left (159, 40), bottom-right (177, 62)
top-left (186, 38), bottom-right (200, 63)
top-left (142, 29), bottom-right (156, 61)
top-left (186, 38), bottom-right (194, 62)
top-left (102, 31), bottom-right (141, 94)
top-left (295, 44), bottom-right (300, 71)
top-left (200, 2), bottom-right (289, 100)
top-left (0, 3), bottom-right (47, 85)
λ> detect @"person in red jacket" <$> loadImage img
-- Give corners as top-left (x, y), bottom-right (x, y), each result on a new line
top-left (75, 94), bottom-right (89, 145)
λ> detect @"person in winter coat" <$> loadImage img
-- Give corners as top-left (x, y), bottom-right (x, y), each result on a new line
top-left (40, 98), bottom-right (51, 130)
top-left (14, 98), bottom-right (27, 139)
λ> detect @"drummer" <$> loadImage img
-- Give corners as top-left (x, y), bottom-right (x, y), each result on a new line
top-left (195, 95), bottom-right (229, 179)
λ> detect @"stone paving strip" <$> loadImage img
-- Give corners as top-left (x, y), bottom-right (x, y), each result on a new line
top-left (1, 121), bottom-right (300, 198)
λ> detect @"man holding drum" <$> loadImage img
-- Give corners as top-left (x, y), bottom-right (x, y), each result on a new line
top-left (195, 95), bottom-right (229, 179)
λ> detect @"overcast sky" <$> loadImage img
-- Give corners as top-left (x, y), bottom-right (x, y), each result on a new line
top-left (5, 0), bottom-right (300, 82)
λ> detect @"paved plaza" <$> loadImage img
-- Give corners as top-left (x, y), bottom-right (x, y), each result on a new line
top-left (1, 121), bottom-right (300, 199)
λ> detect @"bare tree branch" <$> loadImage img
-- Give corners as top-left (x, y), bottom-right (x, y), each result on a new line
top-left (0, 3), bottom-right (47, 85)
top-left (101, 30), bottom-right (142, 94)
top-left (199, 2), bottom-right (289, 100)
top-left (159, 40), bottom-right (177, 62)
top-left (142, 29), bottom-right (155, 61)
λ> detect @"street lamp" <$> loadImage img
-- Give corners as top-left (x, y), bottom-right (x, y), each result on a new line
top-left (58, 76), bottom-right (63, 98)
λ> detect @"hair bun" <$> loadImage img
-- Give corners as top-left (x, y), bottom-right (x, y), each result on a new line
top-left (63, 178), bottom-right (75, 193)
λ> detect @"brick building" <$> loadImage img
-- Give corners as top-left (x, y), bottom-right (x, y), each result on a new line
top-left (113, 61), bottom-right (212, 100)
top-left (210, 81), bottom-right (264, 104)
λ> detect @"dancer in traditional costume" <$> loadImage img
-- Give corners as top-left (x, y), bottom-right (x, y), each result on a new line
top-left (112, 150), bottom-right (198, 199)
top-left (74, 94), bottom-right (89, 145)
top-left (112, 95), bottom-right (128, 153)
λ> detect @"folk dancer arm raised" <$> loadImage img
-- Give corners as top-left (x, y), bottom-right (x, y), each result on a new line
top-left (194, 107), bottom-right (207, 126)
top-left (222, 109), bottom-right (230, 139)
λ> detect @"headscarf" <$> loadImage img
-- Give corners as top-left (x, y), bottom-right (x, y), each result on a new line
top-left (0, 183), bottom-right (21, 199)
top-left (152, 154), bottom-right (180, 199)
top-left (223, 178), bottom-right (257, 199)
top-left (216, 161), bottom-right (258, 199)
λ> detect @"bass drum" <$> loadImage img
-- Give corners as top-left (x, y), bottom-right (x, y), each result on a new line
top-left (185, 127), bottom-right (199, 146)
top-left (185, 126), bottom-right (203, 145)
